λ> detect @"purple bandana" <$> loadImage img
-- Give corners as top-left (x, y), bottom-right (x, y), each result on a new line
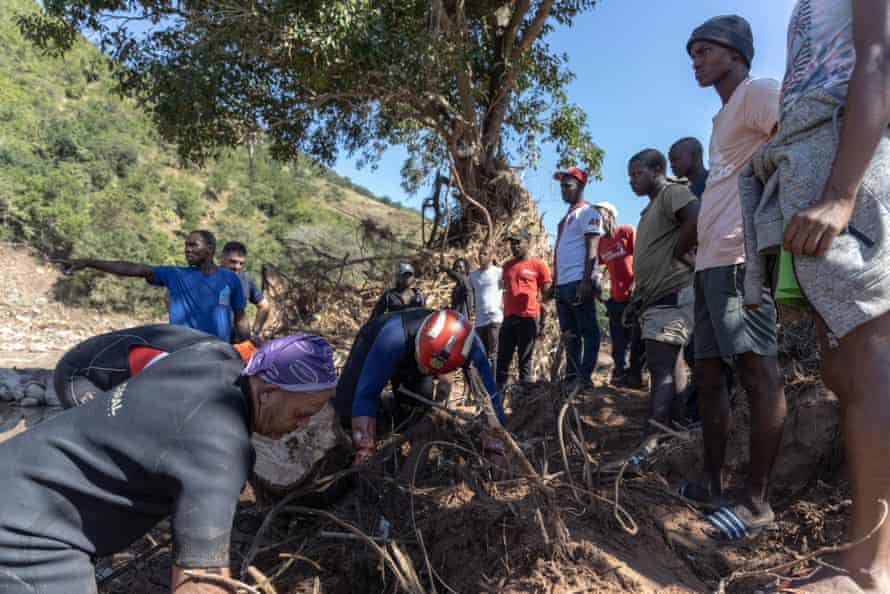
top-left (241, 334), bottom-right (337, 392)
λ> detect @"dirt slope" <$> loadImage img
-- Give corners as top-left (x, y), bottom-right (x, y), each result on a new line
top-left (0, 242), bottom-right (157, 368)
top-left (0, 243), bottom-right (850, 594)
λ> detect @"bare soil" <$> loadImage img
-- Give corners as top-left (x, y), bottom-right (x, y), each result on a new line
top-left (0, 244), bottom-right (849, 594)
top-left (0, 242), bottom-right (157, 368)
top-left (93, 367), bottom-right (846, 594)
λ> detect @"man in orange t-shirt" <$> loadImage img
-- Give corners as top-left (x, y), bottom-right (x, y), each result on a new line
top-left (594, 202), bottom-right (644, 387)
top-left (496, 229), bottom-right (552, 389)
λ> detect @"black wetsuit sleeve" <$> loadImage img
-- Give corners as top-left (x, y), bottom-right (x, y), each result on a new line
top-left (162, 386), bottom-right (254, 568)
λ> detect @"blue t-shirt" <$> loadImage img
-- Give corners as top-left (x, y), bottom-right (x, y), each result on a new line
top-left (236, 271), bottom-right (264, 306)
top-left (150, 266), bottom-right (246, 340)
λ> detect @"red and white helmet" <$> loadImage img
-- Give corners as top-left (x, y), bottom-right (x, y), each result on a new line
top-left (415, 310), bottom-right (475, 374)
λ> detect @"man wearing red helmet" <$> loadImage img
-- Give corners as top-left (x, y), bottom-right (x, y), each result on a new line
top-left (334, 308), bottom-right (507, 463)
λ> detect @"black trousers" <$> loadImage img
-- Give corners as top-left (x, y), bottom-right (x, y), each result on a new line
top-left (606, 299), bottom-right (645, 376)
top-left (476, 323), bottom-right (501, 369)
top-left (496, 316), bottom-right (537, 387)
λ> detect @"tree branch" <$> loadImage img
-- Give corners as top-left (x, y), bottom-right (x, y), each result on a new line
top-left (481, 0), bottom-right (554, 153)
top-left (449, 157), bottom-right (493, 242)
top-left (453, 1), bottom-right (480, 146)
top-left (502, 0), bottom-right (531, 53)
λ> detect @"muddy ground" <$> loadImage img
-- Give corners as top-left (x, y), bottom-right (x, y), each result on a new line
top-left (88, 369), bottom-right (846, 594)
top-left (0, 243), bottom-right (848, 594)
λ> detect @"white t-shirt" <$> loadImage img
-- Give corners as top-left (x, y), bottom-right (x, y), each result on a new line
top-left (468, 266), bottom-right (504, 327)
top-left (555, 201), bottom-right (602, 285)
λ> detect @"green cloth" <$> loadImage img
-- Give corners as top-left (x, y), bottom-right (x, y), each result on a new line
top-left (774, 244), bottom-right (810, 308)
top-left (632, 183), bottom-right (697, 309)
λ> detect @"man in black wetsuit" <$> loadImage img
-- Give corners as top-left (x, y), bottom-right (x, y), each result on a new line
top-left (53, 323), bottom-right (219, 408)
top-left (335, 308), bottom-right (506, 463)
top-left (0, 331), bottom-right (337, 594)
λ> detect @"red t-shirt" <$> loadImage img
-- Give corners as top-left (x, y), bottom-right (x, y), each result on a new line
top-left (502, 257), bottom-right (552, 318)
top-left (597, 225), bottom-right (635, 303)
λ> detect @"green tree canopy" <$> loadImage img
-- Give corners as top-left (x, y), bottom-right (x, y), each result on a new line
top-left (21, 0), bottom-right (604, 235)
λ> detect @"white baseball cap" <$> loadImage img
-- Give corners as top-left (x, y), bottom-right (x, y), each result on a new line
top-left (592, 201), bottom-right (618, 218)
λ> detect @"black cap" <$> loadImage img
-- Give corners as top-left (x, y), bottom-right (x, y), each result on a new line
top-left (687, 15), bottom-right (754, 68)
top-left (507, 229), bottom-right (530, 241)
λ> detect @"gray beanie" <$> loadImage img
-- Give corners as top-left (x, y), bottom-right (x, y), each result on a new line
top-left (687, 15), bottom-right (754, 67)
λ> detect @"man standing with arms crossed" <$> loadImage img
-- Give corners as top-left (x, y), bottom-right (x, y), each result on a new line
top-left (685, 15), bottom-right (787, 541)
top-left (552, 167), bottom-right (603, 390)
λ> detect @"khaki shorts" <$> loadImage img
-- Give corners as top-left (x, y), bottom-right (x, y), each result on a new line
top-left (640, 286), bottom-right (694, 346)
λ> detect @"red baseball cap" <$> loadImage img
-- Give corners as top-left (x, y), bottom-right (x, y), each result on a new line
top-left (553, 166), bottom-right (588, 185)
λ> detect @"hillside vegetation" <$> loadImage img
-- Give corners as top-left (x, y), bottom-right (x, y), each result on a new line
top-left (0, 0), bottom-right (423, 315)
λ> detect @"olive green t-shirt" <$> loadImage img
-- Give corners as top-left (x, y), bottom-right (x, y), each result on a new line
top-left (632, 183), bottom-right (697, 308)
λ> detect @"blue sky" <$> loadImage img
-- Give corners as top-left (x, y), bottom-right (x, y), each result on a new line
top-left (335, 0), bottom-right (797, 241)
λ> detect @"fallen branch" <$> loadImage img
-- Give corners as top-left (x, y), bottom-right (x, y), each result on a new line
top-left (466, 370), bottom-right (570, 557)
top-left (396, 386), bottom-right (478, 422)
top-left (647, 419), bottom-right (691, 441)
top-left (277, 552), bottom-right (323, 573)
top-left (612, 461), bottom-right (640, 535)
top-left (410, 439), bottom-right (487, 594)
top-left (281, 506), bottom-right (425, 594)
top-left (721, 498), bottom-right (889, 589)
top-left (182, 570), bottom-right (263, 594)
top-left (240, 466), bottom-right (364, 577)
top-left (319, 530), bottom-right (391, 543)
top-left (97, 538), bottom-right (170, 586)
top-left (246, 566), bottom-right (277, 594)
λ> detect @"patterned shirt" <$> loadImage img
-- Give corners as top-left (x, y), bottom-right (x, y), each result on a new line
top-left (781, 0), bottom-right (854, 117)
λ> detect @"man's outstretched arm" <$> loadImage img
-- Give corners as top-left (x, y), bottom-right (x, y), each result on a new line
top-left (55, 258), bottom-right (154, 282)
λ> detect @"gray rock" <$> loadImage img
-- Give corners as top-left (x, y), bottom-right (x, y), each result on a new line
top-left (0, 375), bottom-right (25, 401)
top-left (43, 385), bottom-right (61, 408)
top-left (23, 382), bottom-right (45, 401)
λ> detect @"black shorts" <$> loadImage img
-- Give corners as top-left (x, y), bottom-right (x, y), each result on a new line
top-left (694, 265), bottom-right (778, 359)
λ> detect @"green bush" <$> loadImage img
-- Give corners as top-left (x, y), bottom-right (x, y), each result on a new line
top-left (1, 0), bottom-right (420, 314)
